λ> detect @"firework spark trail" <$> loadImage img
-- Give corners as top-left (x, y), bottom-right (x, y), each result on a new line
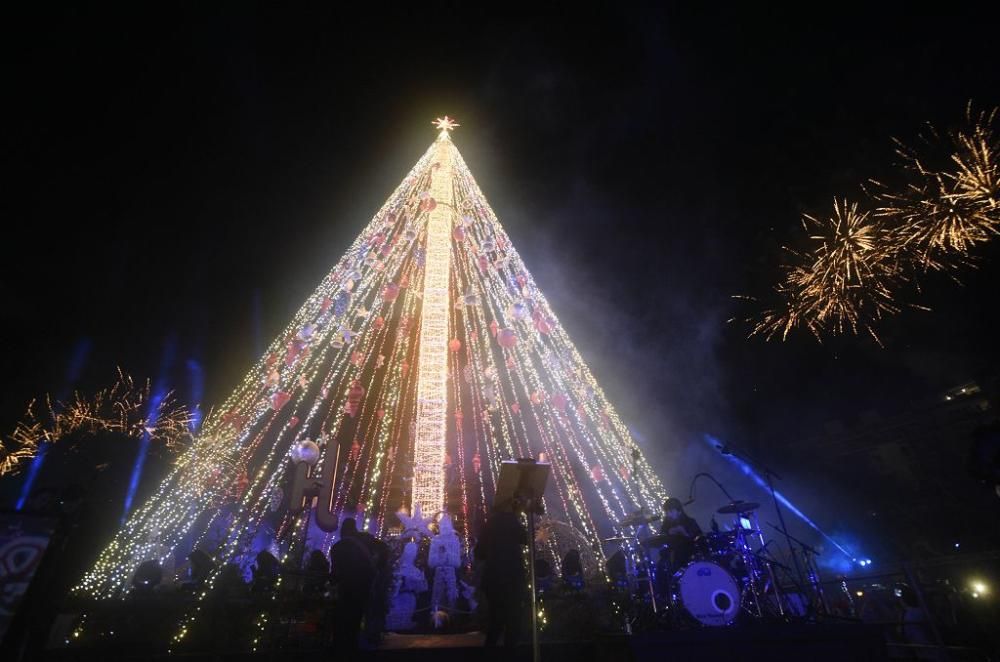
top-left (951, 106), bottom-right (1000, 209)
top-left (877, 178), bottom-right (995, 272)
top-left (0, 370), bottom-right (195, 477)
top-left (747, 106), bottom-right (1000, 343)
top-left (875, 108), bottom-right (1000, 270)
top-left (751, 199), bottom-right (903, 344)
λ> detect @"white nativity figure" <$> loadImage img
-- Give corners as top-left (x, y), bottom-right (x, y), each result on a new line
top-left (386, 541), bottom-right (428, 630)
top-left (429, 514), bottom-right (462, 612)
top-left (396, 504), bottom-right (434, 540)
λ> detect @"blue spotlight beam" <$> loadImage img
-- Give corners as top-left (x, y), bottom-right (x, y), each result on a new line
top-left (16, 338), bottom-right (91, 510)
top-left (122, 338), bottom-right (175, 522)
top-left (122, 390), bottom-right (164, 524)
top-left (16, 444), bottom-right (49, 511)
top-left (186, 359), bottom-right (204, 432)
top-left (702, 434), bottom-right (858, 561)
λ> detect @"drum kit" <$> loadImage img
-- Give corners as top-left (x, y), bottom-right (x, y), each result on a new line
top-left (603, 499), bottom-right (790, 631)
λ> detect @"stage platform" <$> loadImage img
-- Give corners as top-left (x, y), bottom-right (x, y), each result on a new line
top-left (626, 623), bottom-right (888, 661)
top-left (371, 623), bottom-right (888, 662)
top-left (38, 623), bottom-right (894, 661)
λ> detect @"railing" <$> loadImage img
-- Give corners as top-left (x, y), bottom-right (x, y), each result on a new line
top-left (773, 552), bottom-right (1000, 661)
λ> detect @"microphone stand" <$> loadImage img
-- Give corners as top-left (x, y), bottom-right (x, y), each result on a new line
top-left (687, 471), bottom-right (737, 503)
top-left (768, 522), bottom-right (829, 616)
top-left (717, 443), bottom-right (809, 605)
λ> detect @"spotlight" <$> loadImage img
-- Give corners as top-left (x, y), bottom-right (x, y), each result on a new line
top-left (970, 580), bottom-right (988, 596)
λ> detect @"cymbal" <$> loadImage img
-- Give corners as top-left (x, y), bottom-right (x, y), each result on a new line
top-left (717, 500), bottom-right (760, 514)
top-left (639, 534), bottom-right (673, 549)
top-left (602, 536), bottom-right (635, 543)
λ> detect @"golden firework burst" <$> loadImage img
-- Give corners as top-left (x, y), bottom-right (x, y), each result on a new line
top-left (0, 370), bottom-right (195, 477)
top-left (746, 105), bottom-right (999, 344)
top-left (750, 200), bottom-right (902, 344)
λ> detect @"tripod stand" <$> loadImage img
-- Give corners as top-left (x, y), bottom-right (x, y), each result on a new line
top-left (767, 521), bottom-right (829, 616)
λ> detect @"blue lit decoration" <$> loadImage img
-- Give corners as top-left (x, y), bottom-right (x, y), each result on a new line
top-left (702, 434), bottom-right (862, 566)
top-left (16, 338), bottom-right (91, 510)
top-left (185, 359), bottom-right (204, 432)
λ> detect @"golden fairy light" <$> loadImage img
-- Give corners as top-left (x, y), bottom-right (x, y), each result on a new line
top-left (411, 127), bottom-right (454, 516)
top-left (747, 105), bottom-right (999, 343)
top-left (0, 371), bottom-right (195, 477)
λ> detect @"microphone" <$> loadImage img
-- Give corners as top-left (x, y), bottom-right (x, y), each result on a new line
top-left (683, 498), bottom-right (696, 506)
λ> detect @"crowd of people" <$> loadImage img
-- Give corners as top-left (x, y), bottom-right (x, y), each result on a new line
top-left (114, 497), bottom-right (695, 657)
top-left (137, 501), bottom-right (548, 658)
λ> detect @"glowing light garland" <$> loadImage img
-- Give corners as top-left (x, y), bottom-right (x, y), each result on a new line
top-left (74, 121), bottom-right (668, 645)
top-left (411, 132), bottom-right (454, 516)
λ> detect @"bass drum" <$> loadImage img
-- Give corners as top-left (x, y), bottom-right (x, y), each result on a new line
top-left (671, 560), bottom-right (741, 626)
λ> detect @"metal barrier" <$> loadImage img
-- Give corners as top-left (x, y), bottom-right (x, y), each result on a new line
top-left (771, 551), bottom-right (1000, 660)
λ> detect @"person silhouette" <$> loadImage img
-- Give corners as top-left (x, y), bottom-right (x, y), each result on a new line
top-left (475, 499), bottom-right (528, 650)
top-left (330, 518), bottom-right (375, 659)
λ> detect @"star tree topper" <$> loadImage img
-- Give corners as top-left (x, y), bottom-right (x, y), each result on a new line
top-left (432, 116), bottom-right (460, 132)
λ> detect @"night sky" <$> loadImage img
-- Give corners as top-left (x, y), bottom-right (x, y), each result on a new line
top-left (4, 5), bottom-right (999, 550)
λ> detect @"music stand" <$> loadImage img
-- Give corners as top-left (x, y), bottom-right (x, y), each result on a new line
top-left (495, 458), bottom-right (550, 662)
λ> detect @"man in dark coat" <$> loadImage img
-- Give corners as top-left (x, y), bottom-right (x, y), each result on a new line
top-left (361, 534), bottom-right (391, 645)
top-left (330, 518), bottom-right (374, 659)
top-left (475, 499), bottom-right (528, 650)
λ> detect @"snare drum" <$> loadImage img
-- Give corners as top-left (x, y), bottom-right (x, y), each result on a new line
top-left (671, 560), bottom-right (741, 626)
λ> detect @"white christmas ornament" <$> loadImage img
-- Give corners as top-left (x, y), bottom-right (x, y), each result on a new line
top-left (508, 301), bottom-right (528, 321)
top-left (290, 439), bottom-right (320, 466)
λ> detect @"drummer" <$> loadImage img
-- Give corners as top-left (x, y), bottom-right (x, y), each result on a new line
top-left (659, 497), bottom-right (703, 570)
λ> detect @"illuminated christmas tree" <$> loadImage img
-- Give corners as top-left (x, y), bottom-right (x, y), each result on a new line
top-left (77, 118), bottom-right (668, 623)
